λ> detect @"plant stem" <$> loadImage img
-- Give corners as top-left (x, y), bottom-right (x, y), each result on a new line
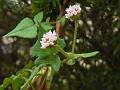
top-left (62, 59), bottom-right (68, 63)
top-left (49, 21), bottom-right (56, 24)
top-left (38, 67), bottom-right (48, 90)
top-left (72, 20), bottom-right (78, 53)
top-left (31, 83), bottom-right (35, 90)
top-left (56, 45), bottom-right (69, 58)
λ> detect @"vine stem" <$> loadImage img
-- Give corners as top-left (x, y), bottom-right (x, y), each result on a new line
top-left (72, 20), bottom-right (78, 53)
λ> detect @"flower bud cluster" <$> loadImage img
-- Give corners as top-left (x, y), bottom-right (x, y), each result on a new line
top-left (40, 30), bottom-right (57, 48)
top-left (65, 4), bottom-right (81, 20)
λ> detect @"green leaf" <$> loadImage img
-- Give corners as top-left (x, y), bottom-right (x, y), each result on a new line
top-left (50, 55), bottom-right (61, 72)
top-left (5, 18), bottom-right (37, 38)
top-left (78, 51), bottom-right (99, 58)
top-left (35, 55), bottom-right (61, 72)
top-left (0, 75), bottom-right (15, 90)
top-left (57, 38), bottom-right (66, 48)
top-left (0, 60), bottom-right (35, 90)
top-left (0, 76), bottom-right (13, 89)
top-left (35, 57), bottom-right (45, 66)
top-left (0, 86), bottom-right (3, 90)
top-left (34, 12), bottom-right (43, 25)
top-left (30, 41), bottom-right (59, 58)
top-left (40, 22), bottom-right (54, 31)
top-left (30, 40), bottom-right (51, 58)
top-left (67, 51), bottom-right (99, 61)
top-left (12, 76), bottom-right (24, 90)
top-left (20, 64), bottom-right (44, 90)
top-left (24, 60), bottom-right (34, 69)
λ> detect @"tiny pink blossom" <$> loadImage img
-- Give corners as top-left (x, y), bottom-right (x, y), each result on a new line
top-left (65, 4), bottom-right (81, 19)
top-left (40, 30), bottom-right (58, 48)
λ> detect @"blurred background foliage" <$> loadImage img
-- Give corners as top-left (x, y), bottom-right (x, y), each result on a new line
top-left (0, 0), bottom-right (120, 90)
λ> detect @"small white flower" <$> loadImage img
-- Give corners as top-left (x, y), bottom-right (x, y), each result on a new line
top-left (65, 4), bottom-right (81, 19)
top-left (40, 30), bottom-right (58, 48)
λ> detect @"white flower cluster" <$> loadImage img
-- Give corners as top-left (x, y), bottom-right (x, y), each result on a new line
top-left (65, 4), bottom-right (81, 19)
top-left (40, 30), bottom-right (58, 48)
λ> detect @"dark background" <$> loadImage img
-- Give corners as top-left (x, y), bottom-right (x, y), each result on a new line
top-left (0, 0), bottom-right (120, 90)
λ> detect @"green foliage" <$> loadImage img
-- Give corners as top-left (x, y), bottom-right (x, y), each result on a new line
top-left (33, 12), bottom-right (43, 25)
top-left (1, 3), bottom-right (98, 89)
top-left (11, 75), bottom-right (24, 90)
top-left (57, 38), bottom-right (66, 48)
top-left (20, 64), bottom-right (44, 90)
top-left (0, 61), bottom-right (33, 90)
top-left (50, 55), bottom-right (61, 72)
top-left (5, 18), bottom-right (37, 38)
top-left (66, 51), bottom-right (99, 65)
top-left (0, 76), bottom-right (13, 90)
top-left (67, 51), bottom-right (99, 60)
top-left (35, 55), bottom-right (61, 72)
top-left (40, 22), bottom-right (54, 31)
top-left (3, 11), bottom-right (66, 89)
top-left (78, 51), bottom-right (99, 58)
top-left (1, 0), bottom-right (120, 90)
top-left (30, 39), bottom-right (53, 58)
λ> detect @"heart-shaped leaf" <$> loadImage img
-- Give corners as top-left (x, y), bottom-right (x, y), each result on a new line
top-left (5, 18), bottom-right (37, 38)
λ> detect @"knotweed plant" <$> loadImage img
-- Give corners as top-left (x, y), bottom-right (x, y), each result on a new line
top-left (0, 3), bottom-right (99, 90)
